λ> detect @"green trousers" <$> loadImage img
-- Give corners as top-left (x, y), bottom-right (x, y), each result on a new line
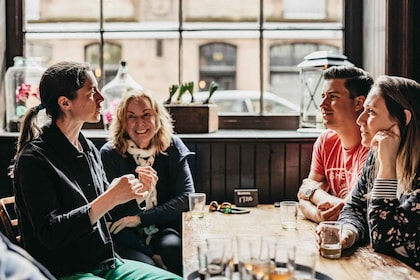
top-left (59, 259), bottom-right (182, 280)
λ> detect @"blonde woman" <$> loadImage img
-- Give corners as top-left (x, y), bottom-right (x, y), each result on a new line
top-left (100, 91), bottom-right (195, 276)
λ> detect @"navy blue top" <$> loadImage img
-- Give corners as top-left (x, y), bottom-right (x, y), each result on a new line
top-left (100, 136), bottom-right (195, 232)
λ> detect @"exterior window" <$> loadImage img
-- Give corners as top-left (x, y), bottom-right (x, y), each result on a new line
top-left (270, 43), bottom-right (340, 107)
top-left (15, 0), bottom-right (344, 128)
top-left (85, 43), bottom-right (122, 84)
top-left (283, 0), bottom-right (326, 19)
top-left (199, 43), bottom-right (236, 91)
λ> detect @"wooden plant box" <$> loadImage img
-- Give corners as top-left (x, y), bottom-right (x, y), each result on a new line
top-left (164, 103), bottom-right (218, 133)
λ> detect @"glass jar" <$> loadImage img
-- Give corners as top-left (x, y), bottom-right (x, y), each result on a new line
top-left (5, 56), bottom-right (45, 132)
top-left (101, 61), bottom-right (143, 126)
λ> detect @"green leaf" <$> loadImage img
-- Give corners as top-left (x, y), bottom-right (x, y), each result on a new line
top-left (204, 81), bottom-right (219, 104)
top-left (165, 84), bottom-right (179, 104)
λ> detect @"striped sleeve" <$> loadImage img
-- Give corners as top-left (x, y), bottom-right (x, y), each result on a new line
top-left (371, 178), bottom-right (398, 199)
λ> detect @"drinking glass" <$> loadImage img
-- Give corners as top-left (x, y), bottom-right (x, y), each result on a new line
top-left (290, 247), bottom-right (317, 280)
top-left (236, 235), bottom-right (263, 280)
top-left (189, 193), bottom-right (206, 218)
top-left (271, 241), bottom-right (295, 280)
top-left (205, 236), bottom-right (234, 280)
top-left (280, 201), bottom-right (298, 230)
top-left (319, 221), bottom-right (343, 259)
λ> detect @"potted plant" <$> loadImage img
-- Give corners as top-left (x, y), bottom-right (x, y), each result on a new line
top-left (164, 81), bottom-right (219, 133)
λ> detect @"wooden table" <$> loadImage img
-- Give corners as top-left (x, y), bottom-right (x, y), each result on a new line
top-left (182, 204), bottom-right (420, 279)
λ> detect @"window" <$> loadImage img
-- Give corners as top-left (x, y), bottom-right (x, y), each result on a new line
top-left (85, 43), bottom-right (122, 84)
top-left (13, 0), bottom-right (344, 129)
top-left (199, 43), bottom-right (237, 91)
top-left (270, 43), bottom-right (339, 107)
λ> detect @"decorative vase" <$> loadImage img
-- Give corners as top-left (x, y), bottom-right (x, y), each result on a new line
top-left (5, 56), bottom-right (45, 132)
top-left (101, 60), bottom-right (143, 127)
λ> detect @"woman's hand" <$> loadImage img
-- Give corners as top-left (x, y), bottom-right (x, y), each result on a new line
top-left (107, 174), bottom-right (149, 206)
top-left (109, 215), bottom-right (141, 234)
top-left (135, 166), bottom-right (158, 192)
top-left (89, 174), bottom-right (148, 225)
top-left (315, 224), bottom-right (356, 254)
top-left (371, 124), bottom-right (400, 178)
top-left (341, 228), bottom-right (356, 249)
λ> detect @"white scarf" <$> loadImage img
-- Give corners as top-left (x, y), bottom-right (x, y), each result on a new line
top-left (126, 139), bottom-right (159, 244)
top-left (126, 139), bottom-right (157, 210)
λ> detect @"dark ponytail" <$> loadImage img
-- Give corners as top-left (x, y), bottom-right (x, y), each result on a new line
top-left (16, 105), bottom-right (45, 153)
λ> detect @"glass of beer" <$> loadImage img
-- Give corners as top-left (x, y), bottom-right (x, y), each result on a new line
top-left (319, 221), bottom-right (343, 259)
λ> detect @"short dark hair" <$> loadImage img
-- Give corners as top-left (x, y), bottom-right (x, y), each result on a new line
top-left (323, 66), bottom-right (374, 99)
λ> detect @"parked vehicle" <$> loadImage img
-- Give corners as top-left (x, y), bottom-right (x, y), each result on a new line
top-left (183, 90), bottom-right (300, 114)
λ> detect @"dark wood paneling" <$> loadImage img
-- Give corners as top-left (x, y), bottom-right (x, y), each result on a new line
top-left (0, 134), bottom-right (316, 204)
top-left (270, 143), bottom-right (286, 201)
top-left (240, 143), bottom-right (256, 191)
top-left (181, 139), bottom-right (315, 204)
top-left (344, 0), bottom-right (363, 67)
top-left (225, 143), bottom-right (241, 200)
top-left (210, 143), bottom-right (226, 202)
top-left (255, 143), bottom-right (270, 203)
top-left (386, 0), bottom-right (413, 78)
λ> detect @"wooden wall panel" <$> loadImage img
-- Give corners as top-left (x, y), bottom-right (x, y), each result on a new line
top-left (210, 143), bottom-right (226, 202)
top-left (0, 135), bottom-right (316, 205)
top-left (269, 143), bottom-right (286, 202)
top-left (255, 143), bottom-right (271, 203)
top-left (240, 143), bottom-right (256, 191)
top-left (183, 140), bottom-right (314, 204)
top-left (283, 143), bottom-right (301, 200)
top-left (225, 143), bottom-right (241, 201)
top-left (299, 143), bottom-right (313, 182)
top-left (192, 143), bottom-right (212, 197)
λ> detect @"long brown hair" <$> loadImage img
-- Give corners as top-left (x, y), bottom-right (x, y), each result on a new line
top-left (373, 75), bottom-right (420, 190)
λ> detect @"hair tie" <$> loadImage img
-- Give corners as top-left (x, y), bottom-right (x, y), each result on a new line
top-left (36, 103), bottom-right (45, 112)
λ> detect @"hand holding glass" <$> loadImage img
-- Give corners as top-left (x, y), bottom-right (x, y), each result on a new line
top-left (319, 221), bottom-right (343, 259)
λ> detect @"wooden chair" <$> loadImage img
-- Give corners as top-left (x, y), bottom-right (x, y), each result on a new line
top-left (0, 196), bottom-right (21, 245)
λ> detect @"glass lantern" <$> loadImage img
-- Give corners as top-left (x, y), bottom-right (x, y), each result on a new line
top-left (101, 60), bottom-right (143, 127)
top-left (297, 51), bottom-right (354, 129)
top-left (5, 56), bottom-right (45, 132)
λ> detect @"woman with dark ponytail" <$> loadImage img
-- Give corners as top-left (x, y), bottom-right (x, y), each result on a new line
top-left (13, 61), bottom-right (181, 279)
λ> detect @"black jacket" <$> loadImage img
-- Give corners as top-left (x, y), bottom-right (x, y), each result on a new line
top-left (14, 122), bottom-right (116, 277)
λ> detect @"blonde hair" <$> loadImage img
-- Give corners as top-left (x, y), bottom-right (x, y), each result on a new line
top-left (108, 91), bottom-right (174, 156)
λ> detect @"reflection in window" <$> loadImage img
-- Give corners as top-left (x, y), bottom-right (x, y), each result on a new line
top-left (18, 0), bottom-right (344, 126)
top-left (85, 42), bottom-right (122, 84)
top-left (26, 42), bottom-right (53, 66)
top-left (269, 43), bottom-right (339, 106)
top-left (199, 43), bottom-right (236, 91)
top-left (283, 0), bottom-right (326, 19)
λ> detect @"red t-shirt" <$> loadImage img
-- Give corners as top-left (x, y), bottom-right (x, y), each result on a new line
top-left (311, 129), bottom-right (370, 198)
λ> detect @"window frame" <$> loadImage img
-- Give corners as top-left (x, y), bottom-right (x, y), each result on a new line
top-left (5, 0), bottom-right (364, 130)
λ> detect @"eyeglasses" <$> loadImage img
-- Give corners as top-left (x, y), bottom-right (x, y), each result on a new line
top-left (209, 201), bottom-right (232, 214)
top-left (209, 201), bottom-right (250, 214)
